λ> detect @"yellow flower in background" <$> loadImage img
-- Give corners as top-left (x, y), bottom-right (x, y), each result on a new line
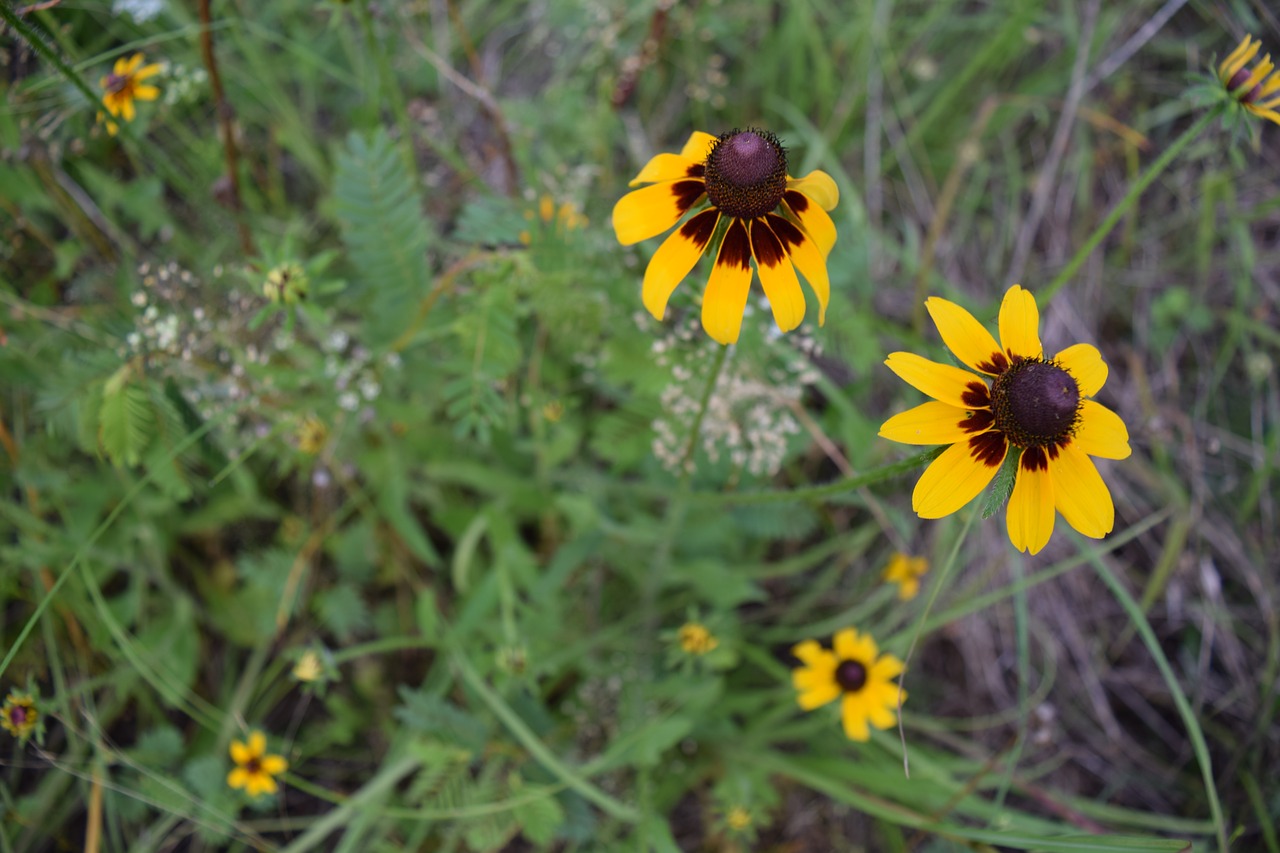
top-left (521, 194), bottom-right (587, 244)
top-left (1, 692), bottom-right (38, 739)
top-left (725, 805), bottom-right (752, 831)
top-left (296, 415), bottom-right (328, 454)
top-left (677, 621), bottom-right (719, 656)
top-left (612, 129), bottom-right (838, 345)
top-left (792, 628), bottom-right (905, 742)
top-left (227, 730), bottom-right (288, 797)
top-left (293, 650), bottom-right (323, 683)
top-left (882, 552), bottom-right (929, 600)
top-left (1219, 35), bottom-right (1280, 126)
top-left (879, 285), bottom-right (1130, 555)
top-left (98, 53), bottom-right (162, 135)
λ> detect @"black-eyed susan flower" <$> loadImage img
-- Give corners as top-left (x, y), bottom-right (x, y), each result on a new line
top-left (1, 691), bottom-right (39, 740)
top-left (792, 628), bottom-right (905, 742)
top-left (1219, 35), bottom-right (1280, 126)
top-left (677, 621), bottom-right (719, 656)
top-left (98, 53), bottom-right (163, 135)
top-left (879, 285), bottom-right (1131, 555)
top-left (227, 730), bottom-right (288, 797)
top-left (881, 552), bottom-right (929, 600)
top-left (612, 129), bottom-right (838, 345)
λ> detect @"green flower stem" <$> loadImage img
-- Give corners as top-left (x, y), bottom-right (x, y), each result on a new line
top-left (1041, 105), bottom-right (1223, 302)
top-left (688, 447), bottom-right (942, 507)
top-left (1083, 540), bottom-right (1228, 853)
top-left (0, 4), bottom-right (108, 115)
top-left (451, 650), bottom-right (641, 823)
top-left (279, 752), bottom-right (423, 853)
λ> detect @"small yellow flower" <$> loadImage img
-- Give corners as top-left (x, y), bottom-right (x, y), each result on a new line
top-left (725, 805), bottom-right (752, 831)
top-left (98, 53), bottom-right (163, 135)
top-left (1219, 35), bottom-right (1280, 126)
top-left (296, 415), bottom-right (328, 455)
top-left (612, 128), bottom-right (838, 345)
top-left (879, 285), bottom-right (1131, 555)
top-left (541, 400), bottom-right (564, 422)
top-left (678, 621), bottom-right (719, 656)
top-left (1, 692), bottom-right (38, 739)
top-left (882, 552), bottom-right (929, 601)
top-left (227, 730), bottom-right (288, 797)
top-left (792, 628), bottom-right (906, 742)
top-left (293, 651), bottom-right (323, 683)
top-left (263, 262), bottom-right (309, 304)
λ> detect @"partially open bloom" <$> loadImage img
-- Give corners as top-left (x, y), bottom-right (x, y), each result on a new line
top-left (882, 552), bottom-right (929, 600)
top-left (295, 415), bottom-right (328, 454)
top-left (612, 129), bottom-right (838, 345)
top-left (1219, 35), bottom-right (1280, 126)
top-left (98, 53), bottom-right (163, 135)
top-left (725, 805), bottom-right (752, 831)
top-left (678, 621), bottom-right (719, 656)
top-left (1, 691), bottom-right (39, 739)
top-left (227, 730), bottom-right (288, 797)
top-left (879, 285), bottom-right (1131, 555)
top-left (792, 628), bottom-right (905, 741)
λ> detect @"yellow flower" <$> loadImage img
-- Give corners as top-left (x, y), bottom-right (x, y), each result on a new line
top-left (879, 285), bottom-right (1131, 556)
top-left (677, 621), bottom-right (719, 656)
top-left (293, 651), bottom-right (323, 683)
top-left (791, 628), bottom-right (905, 742)
top-left (1219, 35), bottom-right (1280, 126)
top-left (882, 552), bottom-right (928, 600)
top-left (725, 805), bottom-right (752, 831)
top-left (98, 53), bottom-right (163, 135)
top-left (1, 692), bottom-right (38, 739)
top-left (264, 262), bottom-right (309, 304)
top-left (227, 730), bottom-right (288, 797)
top-left (612, 129), bottom-right (838, 345)
top-left (296, 415), bottom-right (328, 454)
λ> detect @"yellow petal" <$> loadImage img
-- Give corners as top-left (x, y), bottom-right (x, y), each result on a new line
top-left (998, 284), bottom-right (1043, 360)
top-left (249, 773), bottom-right (278, 797)
top-left (1054, 342), bottom-right (1107, 397)
top-left (793, 668), bottom-right (836, 692)
top-left (797, 682), bottom-right (841, 710)
top-left (884, 352), bottom-right (989, 410)
top-left (912, 433), bottom-right (1005, 518)
top-left (840, 695), bottom-right (872, 741)
top-left (229, 738), bottom-right (252, 765)
top-left (750, 219), bottom-right (805, 333)
top-left (783, 190), bottom-right (836, 256)
top-left (1220, 35), bottom-right (1258, 81)
top-left (611, 180), bottom-right (705, 246)
top-left (700, 219), bottom-right (753, 345)
top-left (1050, 442), bottom-right (1115, 538)
top-left (641, 210), bottom-right (717, 321)
top-left (1006, 451), bottom-right (1055, 555)
top-left (786, 170), bottom-right (838, 211)
top-left (121, 98), bottom-right (136, 122)
top-left (629, 152), bottom-right (702, 187)
top-left (227, 767), bottom-right (249, 790)
top-left (791, 639), bottom-right (832, 668)
top-left (134, 85), bottom-right (160, 102)
top-left (926, 296), bottom-right (1006, 375)
top-left (765, 213), bottom-right (828, 324)
top-left (1248, 105), bottom-right (1280, 125)
top-left (133, 63), bottom-right (163, 81)
top-left (870, 655), bottom-right (905, 682)
top-left (833, 628), bottom-right (877, 663)
top-left (1072, 401), bottom-right (1130, 459)
top-left (113, 56), bottom-right (133, 76)
top-left (866, 702), bottom-right (898, 730)
top-left (680, 131), bottom-right (718, 161)
top-left (879, 401), bottom-right (989, 446)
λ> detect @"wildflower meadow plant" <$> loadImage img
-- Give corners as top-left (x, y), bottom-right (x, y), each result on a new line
top-left (97, 52), bottom-right (162, 135)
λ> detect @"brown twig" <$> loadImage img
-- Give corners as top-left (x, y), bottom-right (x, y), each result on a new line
top-left (611, 0), bottom-right (673, 109)
top-left (197, 0), bottom-right (254, 256)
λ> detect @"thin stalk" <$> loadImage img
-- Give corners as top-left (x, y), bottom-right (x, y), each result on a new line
top-left (197, 0), bottom-right (255, 256)
top-left (1041, 106), bottom-right (1222, 302)
top-left (0, 3), bottom-right (108, 114)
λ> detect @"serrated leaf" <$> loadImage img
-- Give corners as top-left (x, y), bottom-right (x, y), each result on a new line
top-left (513, 787), bottom-right (565, 845)
top-left (98, 376), bottom-right (154, 467)
top-left (394, 688), bottom-right (490, 753)
top-left (313, 582), bottom-right (371, 640)
top-left (981, 448), bottom-right (1020, 518)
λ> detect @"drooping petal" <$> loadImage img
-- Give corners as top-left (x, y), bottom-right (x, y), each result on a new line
top-left (1055, 342), bottom-right (1107, 397)
top-left (765, 213), bottom-right (828, 324)
top-left (1072, 401), bottom-right (1130, 459)
top-left (641, 210), bottom-right (718, 320)
top-left (701, 218), bottom-right (753, 345)
top-left (612, 180), bottom-right (705, 246)
top-left (121, 98), bottom-right (136, 122)
top-left (133, 85), bottom-right (160, 102)
top-left (750, 218), bottom-right (805, 333)
top-left (926, 296), bottom-right (1005, 375)
top-left (629, 153), bottom-right (704, 187)
top-left (998, 285), bottom-right (1043, 360)
top-left (680, 131), bottom-right (718, 161)
top-left (840, 695), bottom-right (872, 741)
top-left (786, 170), bottom-right (839, 211)
top-left (1006, 450), bottom-right (1055, 555)
top-left (884, 352), bottom-right (990, 410)
top-left (783, 190), bottom-right (837, 256)
top-left (1220, 36), bottom-right (1258, 81)
top-left (912, 433), bottom-right (1006, 518)
top-left (879, 401), bottom-right (988, 445)
top-left (1248, 105), bottom-right (1280, 125)
top-left (250, 773), bottom-right (279, 797)
top-left (1051, 442), bottom-right (1115, 538)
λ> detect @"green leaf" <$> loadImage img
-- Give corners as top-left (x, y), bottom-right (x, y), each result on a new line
top-left (981, 448), bottom-right (1020, 518)
top-left (394, 688), bottom-right (490, 754)
top-left (98, 370), bottom-right (154, 467)
top-left (513, 786), bottom-right (565, 846)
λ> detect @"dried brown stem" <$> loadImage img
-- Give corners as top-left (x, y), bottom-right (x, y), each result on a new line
top-left (197, 0), bottom-right (255, 256)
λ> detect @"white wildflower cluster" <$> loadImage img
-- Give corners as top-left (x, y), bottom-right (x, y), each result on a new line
top-left (321, 329), bottom-right (400, 416)
top-left (112, 0), bottom-right (164, 23)
top-left (650, 319), bottom-right (822, 477)
top-left (161, 64), bottom-right (208, 107)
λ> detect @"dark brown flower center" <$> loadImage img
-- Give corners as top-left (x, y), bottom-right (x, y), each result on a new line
top-left (1226, 68), bottom-right (1262, 103)
top-left (246, 757), bottom-right (262, 774)
top-left (9, 706), bottom-right (28, 726)
top-left (835, 660), bottom-right (867, 692)
top-left (105, 73), bottom-right (130, 95)
top-left (702, 129), bottom-right (788, 219)
top-left (991, 358), bottom-right (1080, 448)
